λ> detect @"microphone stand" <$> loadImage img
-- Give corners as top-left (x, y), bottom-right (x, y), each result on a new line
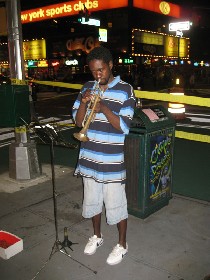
top-left (29, 121), bottom-right (97, 279)
top-left (48, 132), bottom-right (77, 259)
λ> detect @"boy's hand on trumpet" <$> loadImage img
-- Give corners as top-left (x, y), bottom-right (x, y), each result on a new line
top-left (94, 100), bottom-right (105, 113)
top-left (81, 89), bottom-right (105, 113)
top-left (81, 89), bottom-right (92, 104)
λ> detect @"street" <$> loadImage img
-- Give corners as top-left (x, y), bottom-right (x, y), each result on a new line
top-left (0, 87), bottom-right (210, 202)
top-left (0, 87), bottom-right (210, 147)
top-left (0, 90), bottom-right (78, 147)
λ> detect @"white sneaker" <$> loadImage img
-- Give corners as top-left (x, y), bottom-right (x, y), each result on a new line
top-left (106, 243), bottom-right (128, 265)
top-left (84, 234), bottom-right (104, 255)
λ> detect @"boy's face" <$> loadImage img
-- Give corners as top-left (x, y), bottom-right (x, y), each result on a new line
top-left (89, 59), bottom-right (113, 85)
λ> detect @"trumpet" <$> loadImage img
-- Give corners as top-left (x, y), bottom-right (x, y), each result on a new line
top-left (73, 80), bottom-right (103, 142)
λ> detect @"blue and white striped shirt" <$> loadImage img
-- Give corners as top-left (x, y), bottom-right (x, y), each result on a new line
top-left (72, 75), bottom-right (135, 183)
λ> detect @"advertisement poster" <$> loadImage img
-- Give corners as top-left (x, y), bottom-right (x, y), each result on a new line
top-left (149, 132), bottom-right (173, 203)
top-left (23, 39), bottom-right (46, 60)
top-left (164, 36), bottom-right (189, 58)
top-left (132, 29), bottom-right (189, 58)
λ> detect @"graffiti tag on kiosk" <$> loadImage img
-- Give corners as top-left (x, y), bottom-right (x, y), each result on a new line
top-left (66, 36), bottom-right (100, 54)
top-left (150, 136), bottom-right (172, 181)
top-left (149, 134), bottom-right (173, 200)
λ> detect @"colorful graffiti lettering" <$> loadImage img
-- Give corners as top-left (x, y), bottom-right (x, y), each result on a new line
top-left (149, 134), bottom-right (173, 199)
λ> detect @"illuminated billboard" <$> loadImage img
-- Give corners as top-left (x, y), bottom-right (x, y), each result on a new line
top-left (21, 0), bottom-right (182, 24)
top-left (79, 17), bottom-right (100, 26)
top-left (169, 21), bottom-right (191, 31)
top-left (23, 39), bottom-right (46, 60)
top-left (132, 29), bottom-right (189, 58)
top-left (133, 0), bottom-right (180, 18)
top-left (99, 28), bottom-right (107, 42)
top-left (28, 60), bottom-right (48, 67)
top-left (21, 0), bottom-right (128, 23)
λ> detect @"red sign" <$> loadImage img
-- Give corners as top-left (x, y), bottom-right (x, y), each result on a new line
top-left (133, 0), bottom-right (180, 18)
top-left (21, 0), bottom-right (128, 23)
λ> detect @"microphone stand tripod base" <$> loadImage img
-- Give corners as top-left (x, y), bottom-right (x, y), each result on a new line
top-left (48, 229), bottom-right (97, 275)
top-left (60, 227), bottom-right (78, 252)
top-left (49, 238), bottom-right (70, 259)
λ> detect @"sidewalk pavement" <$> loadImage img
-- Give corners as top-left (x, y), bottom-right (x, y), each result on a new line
top-left (0, 165), bottom-right (210, 280)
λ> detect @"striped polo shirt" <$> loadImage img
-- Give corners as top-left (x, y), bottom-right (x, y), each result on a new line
top-left (72, 75), bottom-right (135, 183)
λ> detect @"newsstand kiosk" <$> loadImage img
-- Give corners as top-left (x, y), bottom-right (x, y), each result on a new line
top-left (125, 105), bottom-right (176, 219)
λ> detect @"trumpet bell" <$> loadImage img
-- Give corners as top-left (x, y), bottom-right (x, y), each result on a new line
top-left (73, 132), bottom-right (89, 142)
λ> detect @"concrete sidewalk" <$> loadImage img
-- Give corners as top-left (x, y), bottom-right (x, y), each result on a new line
top-left (0, 166), bottom-right (210, 280)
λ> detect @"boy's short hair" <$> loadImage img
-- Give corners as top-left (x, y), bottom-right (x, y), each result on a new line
top-left (87, 46), bottom-right (113, 65)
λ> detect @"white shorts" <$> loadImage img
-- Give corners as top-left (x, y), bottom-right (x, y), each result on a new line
top-left (82, 177), bottom-right (128, 225)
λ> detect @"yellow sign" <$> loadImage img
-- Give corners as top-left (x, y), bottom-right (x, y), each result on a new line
top-left (164, 36), bottom-right (189, 57)
top-left (10, 78), bottom-right (28, 85)
top-left (164, 36), bottom-right (177, 57)
top-left (134, 30), bottom-right (163, 45)
top-left (179, 38), bottom-right (189, 58)
top-left (132, 29), bottom-right (189, 58)
top-left (15, 126), bottom-right (27, 133)
top-left (159, 1), bottom-right (170, 15)
top-left (37, 60), bottom-right (48, 67)
top-left (99, 28), bottom-right (107, 42)
top-left (23, 39), bottom-right (46, 60)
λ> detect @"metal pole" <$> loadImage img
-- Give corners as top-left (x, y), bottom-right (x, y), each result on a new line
top-left (5, 0), bottom-right (41, 180)
top-left (5, 0), bottom-right (25, 80)
top-left (178, 36), bottom-right (180, 65)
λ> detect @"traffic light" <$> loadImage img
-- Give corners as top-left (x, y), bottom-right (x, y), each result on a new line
top-left (83, 5), bottom-right (90, 22)
top-left (78, 4), bottom-right (90, 23)
top-left (78, 10), bottom-right (83, 23)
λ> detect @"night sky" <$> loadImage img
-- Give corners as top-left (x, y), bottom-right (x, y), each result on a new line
top-left (18, 0), bottom-right (210, 60)
top-left (175, 0), bottom-right (210, 7)
top-left (20, 0), bottom-right (210, 10)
